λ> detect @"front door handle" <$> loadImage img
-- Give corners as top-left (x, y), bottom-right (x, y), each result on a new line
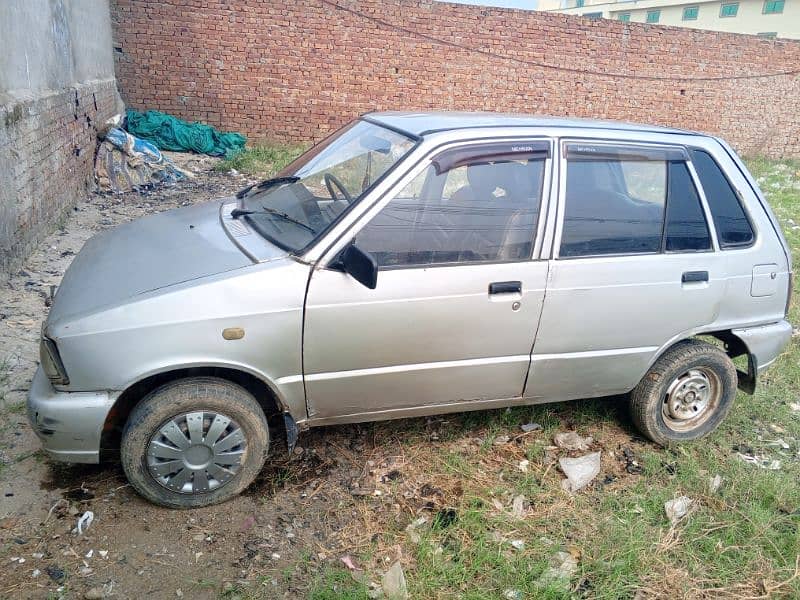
top-left (489, 281), bottom-right (522, 295)
top-left (682, 271), bottom-right (708, 283)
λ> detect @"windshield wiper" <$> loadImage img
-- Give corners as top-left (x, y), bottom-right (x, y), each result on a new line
top-left (231, 205), bottom-right (317, 234)
top-left (235, 176), bottom-right (300, 199)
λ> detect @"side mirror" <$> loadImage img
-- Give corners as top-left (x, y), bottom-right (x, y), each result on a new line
top-left (340, 244), bottom-right (378, 289)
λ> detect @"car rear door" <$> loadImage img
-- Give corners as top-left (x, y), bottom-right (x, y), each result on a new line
top-left (524, 139), bottom-right (726, 401)
top-left (302, 140), bottom-right (554, 421)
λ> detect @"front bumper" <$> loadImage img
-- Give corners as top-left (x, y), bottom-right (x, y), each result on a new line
top-left (27, 366), bottom-right (118, 464)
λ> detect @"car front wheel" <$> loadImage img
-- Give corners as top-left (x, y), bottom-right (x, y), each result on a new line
top-left (121, 377), bottom-right (269, 508)
top-left (629, 339), bottom-right (737, 446)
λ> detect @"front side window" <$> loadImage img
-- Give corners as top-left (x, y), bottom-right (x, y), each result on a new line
top-left (239, 120), bottom-right (415, 252)
top-left (720, 2), bottom-right (739, 17)
top-left (689, 149), bottom-right (755, 247)
top-left (763, 0), bottom-right (784, 13)
top-left (356, 146), bottom-right (547, 268)
top-left (559, 144), bottom-right (711, 257)
top-left (618, 12), bottom-right (631, 21)
top-left (646, 9), bottom-right (661, 22)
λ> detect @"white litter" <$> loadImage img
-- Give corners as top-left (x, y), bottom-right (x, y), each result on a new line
top-left (510, 539), bottom-right (525, 551)
top-left (381, 561), bottom-right (408, 600)
top-left (665, 496), bottom-right (694, 525)
top-left (72, 511), bottom-right (94, 535)
top-left (709, 474), bottom-right (723, 494)
top-left (559, 452), bottom-right (601, 493)
top-left (518, 459), bottom-right (530, 473)
top-left (789, 402), bottom-right (800, 412)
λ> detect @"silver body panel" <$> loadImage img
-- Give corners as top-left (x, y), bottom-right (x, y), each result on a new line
top-left (28, 113), bottom-right (793, 463)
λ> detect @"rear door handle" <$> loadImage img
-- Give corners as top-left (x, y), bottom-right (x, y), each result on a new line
top-left (682, 271), bottom-right (708, 283)
top-left (489, 281), bottom-right (522, 295)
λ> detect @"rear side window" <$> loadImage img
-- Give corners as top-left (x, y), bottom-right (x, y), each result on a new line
top-left (665, 162), bottom-right (712, 252)
top-left (689, 149), bottom-right (755, 248)
top-left (560, 143), bottom-right (711, 257)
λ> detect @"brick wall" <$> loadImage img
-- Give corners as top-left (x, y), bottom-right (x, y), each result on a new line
top-left (111, 0), bottom-right (800, 157)
top-left (0, 82), bottom-right (120, 275)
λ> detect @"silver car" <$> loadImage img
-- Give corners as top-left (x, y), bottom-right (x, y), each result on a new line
top-left (28, 113), bottom-right (793, 507)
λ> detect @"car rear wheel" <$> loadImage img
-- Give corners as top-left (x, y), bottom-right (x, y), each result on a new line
top-left (629, 339), bottom-right (737, 446)
top-left (121, 377), bottom-right (269, 508)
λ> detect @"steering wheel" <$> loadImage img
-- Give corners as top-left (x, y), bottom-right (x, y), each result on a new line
top-left (324, 173), bottom-right (354, 204)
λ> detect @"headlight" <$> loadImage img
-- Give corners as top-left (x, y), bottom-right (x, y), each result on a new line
top-left (40, 334), bottom-right (69, 386)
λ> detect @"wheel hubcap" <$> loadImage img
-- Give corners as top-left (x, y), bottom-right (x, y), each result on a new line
top-left (662, 367), bottom-right (721, 432)
top-left (147, 411), bottom-right (246, 494)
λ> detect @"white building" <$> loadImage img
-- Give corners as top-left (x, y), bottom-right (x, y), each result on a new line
top-left (538, 0), bottom-right (799, 39)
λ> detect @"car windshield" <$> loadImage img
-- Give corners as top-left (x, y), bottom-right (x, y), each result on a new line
top-left (239, 120), bottom-right (416, 252)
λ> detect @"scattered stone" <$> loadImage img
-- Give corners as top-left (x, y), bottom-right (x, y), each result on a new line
top-left (175, 590), bottom-right (183, 598)
top-left (538, 551), bottom-right (579, 586)
top-left (520, 423), bottom-right (542, 433)
top-left (404, 516), bottom-right (428, 544)
top-left (665, 496), bottom-right (693, 525)
top-left (709, 474), bottom-right (723, 494)
top-left (559, 452), bottom-right (601, 493)
top-left (789, 402), bottom-right (800, 412)
top-left (84, 587), bottom-right (106, 599)
top-left (553, 431), bottom-right (593, 451)
top-left (493, 435), bottom-right (511, 445)
top-left (340, 555), bottom-right (361, 571)
top-left (32, 569), bottom-right (41, 578)
top-left (511, 495), bottom-right (526, 519)
top-left (510, 539), bottom-right (525, 551)
top-left (503, 589), bottom-right (523, 600)
top-left (382, 561), bottom-right (408, 600)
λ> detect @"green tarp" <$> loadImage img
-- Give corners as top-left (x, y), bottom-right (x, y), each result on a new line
top-left (125, 109), bottom-right (246, 157)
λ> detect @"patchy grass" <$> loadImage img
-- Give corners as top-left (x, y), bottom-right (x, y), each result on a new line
top-left (298, 157), bottom-right (800, 599)
top-left (214, 144), bottom-right (305, 179)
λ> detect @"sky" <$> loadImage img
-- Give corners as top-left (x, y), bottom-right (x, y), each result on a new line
top-left (441, 0), bottom-right (540, 10)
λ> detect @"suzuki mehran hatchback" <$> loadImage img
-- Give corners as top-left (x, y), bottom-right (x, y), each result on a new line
top-left (29, 113), bottom-right (793, 507)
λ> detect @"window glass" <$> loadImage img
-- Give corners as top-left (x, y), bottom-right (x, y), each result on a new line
top-left (646, 9), bottom-right (661, 22)
top-left (618, 12), bottom-right (631, 21)
top-left (665, 162), bottom-right (711, 252)
top-left (720, 2), bottom-right (739, 17)
top-left (683, 5), bottom-right (699, 19)
top-left (356, 158), bottom-right (545, 267)
top-left (560, 159), bottom-right (665, 257)
top-left (763, 0), bottom-right (784, 13)
top-left (689, 149), bottom-right (754, 247)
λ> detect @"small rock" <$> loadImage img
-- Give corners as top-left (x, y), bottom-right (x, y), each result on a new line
top-left (554, 431), bottom-right (593, 451)
top-left (493, 435), bottom-right (511, 445)
top-left (538, 551), bottom-right (579, 586)
top-left (789, 402), bottom-right (800, 412)
top-left (32, 569), bottom-right (41, 578)
top-left (709, 474), bottom-right (723, 494)
top-left (175, 590), bottom-right (183, 598)
top-left (510, 539), bottom-right (525, 551)
top-left (518, 459), bottom-right (529, 473)
top-left (520, 422), bottom-right (542, 433)
top-left (511, 494), bottom-right (526, 519)
top-left (84, 587), bottom-right (106, 599)
top-left (504, 590), bottom-right (523, 600)
top-left (665, 496), bottom-right (693, 524)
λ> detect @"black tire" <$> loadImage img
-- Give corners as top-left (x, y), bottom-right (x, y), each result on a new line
top-left (121, 377), bottom-right (269, 508)
top-left (629, 339), bottom-right (737, 446)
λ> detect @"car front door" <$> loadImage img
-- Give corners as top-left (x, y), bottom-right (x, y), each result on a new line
top-left (524, 140), bottom-right (726, 401)
top-left (302, 140), bottom-right (553, 421)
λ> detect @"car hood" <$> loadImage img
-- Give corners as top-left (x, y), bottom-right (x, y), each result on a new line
top-left (48, 200), bottom-right (266, 324)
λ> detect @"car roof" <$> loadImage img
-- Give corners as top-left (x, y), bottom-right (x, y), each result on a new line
top-left (364, 111), bottom-right (699, 139)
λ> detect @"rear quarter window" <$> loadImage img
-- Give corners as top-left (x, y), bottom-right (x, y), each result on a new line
top-left (689, 149), bottom-right (755, 248)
